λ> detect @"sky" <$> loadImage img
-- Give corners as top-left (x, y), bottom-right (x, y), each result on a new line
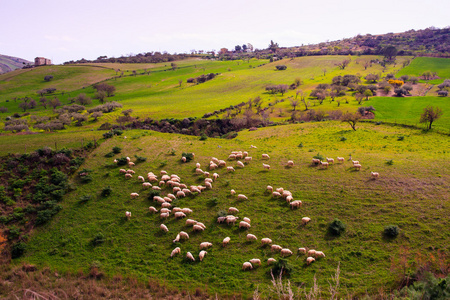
top-left (1, 0), bottom-right (449, 64)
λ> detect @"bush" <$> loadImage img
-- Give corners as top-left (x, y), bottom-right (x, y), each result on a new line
top-left (207, 197), bottom-right (218, 207)
top-left (270, 258), bottom-right (293, 277)
top-left (44, 75), bottom-right (53, 82)
top-left (101, 186), bottom-right (112, 197)
top-left (182, 152), bottom-right (194, 162)
top-left (91, 232), bottom-right (105, 246)
top-left (11, 242), bottom-right (27, 258)
top-left (384, 225), bottom-right (400, 238)
top-left (386, 159), bottom-right (394, 165)
top-left (104, 152), bottom-right (114, 158)
top-left (275, 65), bottom-right (287, 70)
top-left (134, 155), bottom-right (147, 163)
top-left (116, 157), bottom-right (128, 166)
top-left (397, 136), bottom-right (405, 141)
top-left (328, 219), bottom-right (346, 236)
top-left (313, 153), bottom-right (325, 161)
top-left (217, 210), bottom-right (227, 217)
top-left (340, 136), bottom-right (347, 141)
top-left (148, 190), bottom-right (161, 200)
top-left (79, 194), bottom-right (92, 203)
top-left (199, 133), bottom-right (208, 141)
top-left (112, 146), bottom-right (122, 154)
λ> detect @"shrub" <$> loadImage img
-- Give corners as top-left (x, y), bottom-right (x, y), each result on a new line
top-left (147, 190), bottom-right (161, 200)
top-left (207, 197), bottom-right (218, 207)
top-left (80, 174), bottom-right (93, 183)
top-left (270, 258), bottom-right (293, 277)
top-left (101, 186), bottom-right (112, 197)
top-left (397, 136), bottom-right (405, 141)
top-left (91, 232), bottom-right (105, 246)
top-left (79, 194), bottom-right (92, 203)
top-left (116, 157), bottom-right (128, 166)
top-left (44, 75), bottom-right (53, 82)
top-left (7, 226), bottom-right (21, 240)
top-left (340, 136), bottom-right (347, 141)
top-left (217, 210), bottom-right (227, 217)
top-left (313, 153), bottom-right (325, 161)
top-left (11, 242), bottom-right (27, 259)
top-left (134, 155), bottom-right (147, 163)
top-left (386, 159), bottom-right (394, 165)
top-left (199, 133), bottom-right (208, 141)
top-left (104, 152), bottom-right (114, 158)
top-left (437, 90), bottom-right (448, 97)
top-left (275, 65), bottom-right (287, 70)
top-left (182, 152), bottom-right (194, 162)
top-left (111, 146), bottom-right (122, 154)
top-left (328, 218), bottom-right (346, 236)
top-left (384, 225), bottom-right (400, 238)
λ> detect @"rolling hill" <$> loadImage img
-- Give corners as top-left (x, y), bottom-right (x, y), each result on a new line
top-left (0, 54), bottom-right (32, 74)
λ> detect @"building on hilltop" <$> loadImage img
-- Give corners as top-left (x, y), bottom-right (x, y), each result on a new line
top-left (35, 57), bottom-right (52, 66)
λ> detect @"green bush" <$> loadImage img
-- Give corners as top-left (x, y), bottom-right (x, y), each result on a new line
top-left (112, 146), bottom-right (122, 154)
top-left (182, 152), bottom-right (194, 162)
top-left (217, 210), bottom-right (227, 217)
top-left (313, 153), bottom-right (325, 161)
top-left (116, 157), bottom-right (128, 166)
top-left (104, 152), bottom-right (115, 158)
top-left (386, 159), bottom-right (394, 165)
top-left (7, 226), bottom-right (21, 240)
top-left (134, 155), bottom-right (147, 163)
top-left (11, 241), bottom-right (27, 259)
top-left (91, 232), bottom-right (105, 246)
top-left (207, 197), bottom-right (218, 207)
top-left (384, 225), bottom-right (400, 238)
top-left (101, 186), bottom-right (112, 197)
top-left (397, 136), bottom-right (405, 141)
top-left (328, 218), bottom-right (346, 236)
top-left (340, 136), bottom-right (347, 141)
top-left (79, 194), bottom-right (92, 203)
top-left (270, 258), bottom-right (293, 277)
top-left (199, 133), bottom-right (208, 141)
top-left (148, 190), bottom-right (161, 200)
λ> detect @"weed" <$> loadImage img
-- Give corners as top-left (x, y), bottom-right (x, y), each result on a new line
top-left (329, 219), bottom-right (346, 236)
top-left (398, 136), bottom-right (405, 141)
top-left (384, 225), bottom-right (400, 238)
top-left (386, 159), bottom-right (394, 165)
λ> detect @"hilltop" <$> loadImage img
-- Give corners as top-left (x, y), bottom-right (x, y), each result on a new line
top-left (0, 54), bottom-right (32, 74)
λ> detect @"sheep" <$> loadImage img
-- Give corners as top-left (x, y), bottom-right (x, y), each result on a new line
top-left (211, 157), bottom-right (219, 164)
top-left (287, 160), bottom-right (294, 167)
top-left (172, 207), bottom-right (182, 213)
top-left (160, 224), bottom-right (169, 232)
top-left (186, 252), bottom-right (195, 262)
top-left (306, 257), bottom-right (315, 265)
top-left (246, 234), bottom-right (257, 241)
top-left (298, 248), bottom-right (307, 255)
top-left (337, 157), bottom-right (345, 163)
top-left (242, 262), bottom-right (253, 271)
top-left (307, 249), bottom-right (316, 257)
top-left (160, 170), bottom-right (168, 175)
top-left (261, 238), bottom-right (272, 245)
top-left (282, 190), bottom-right (292, 198)
top-left (148, 206), bottom-right (158, 213)
top-left (161, 174), bottom-right (171, 181)
top-left (230, 189), bottom-right (236, 196)
top-left (272, 191), bottom-right (282, 198)
top-left (226, 207), bottom-right (238, 215)
top-left (193, 224), bottom-right (205, 232)
top-left (147, 176), bottom-right (158, 182)
top-left (249, 258), bottom-right (261, 266)
top-left (263, 163), bottom-right (270, 170)
top-left (267, 185), bottom-right (273, 192)
top-left (199, 250), bottom-right (207, 262)
top-left (236, 152), bottom-right (243, 159)
top-left (222, 237), bottom-right (230, 247)
top-left (237, 194), bottom-right (248, 201)
top-left (250, 145), bottom-right (257, 148)
top-left (243, 151), bottom-right (248, 157)
top-left (179, 231), bottom-right (189, 240)
top-left (170, 247), bottom-right (180, 257)
top-left (126, 157), bottom-right (131, 162)
top-left (195, 168), bottom-right (204, 175)
top-left (175, 212), bottom-right (186, 219)
top-left (173, 234), bottom-right (180, 243)
top-left (160, 208), bottom-right (171, 214)
top-left (244, 156), bottom-right (252, 163)
top-left (181, 157), bottom-right (187, 163)
top-left (209, 163), bottom-right (218, 170)
top-left (137, 176), bottom-right (145, 182)
top-left (176, 191), bottom-right (186, 198)
top-left (114, 159), bottom-right (118, 163)
top-left (163, 197), bottom-right (172, 203)
top-left (196, 162), bottom-right (201, 168)
top-left (128, 162), bottom-right (135, 167)
top-left (160, 212), bottom-right (170, 219)
top-left (125, 174), bottom-right (133, 179)
top-left (186, 219), bottom-right (197, 226)
top-left (312, 158), bottom-right (321, 165)
top-left (315, 251), bottom-right (326, 258)
top-left (218, 160), bottom-right (227, 167)
top-left (227, 166), bottom-right (235, 172)
top-left (212, 173), bottom-right (219, 180)
top-left (205, 178), bottom-right (213, 184)
top-left (276, 187), bottom-right (284, 193)
top-left (290, 200), bottom-right (303, 209)
top-left (371, 171), bottom-right (379, 178)
top-left (154, 196), bottom-right (165, 204)
top-left (119, 169), bottom-right (127, 174)
top-left (228, 154), bottom-right (237, 160)
top-left (199, 242), bottom-right (212, 250)
top-left (243, 217), bottom-right (251, 224)
top-left (352, 160), bottom-right (360, 165)
top-left (326, 157), bottom-right (334, 164)
top-left (262, 154), bottom-right (270, 159)
top-left (217, 216), bottom-right (227, 224)
top-left (205, 182), bottom-right (212, 189)
top-left (226, 216), bottom-right (239, 225)
top-left (236, 161), bottom-right (245, 168)
top-left (286, 196), bottom-right (293, 203)
top-left (320, 161), bottom-right (329, 168)
top-left (126, 170), bottom-right (135, 174)
top-left (302, 217), bottom-right (311, 225)
top-left (130, 192), bottom-right (139, 199)
top-left (142, 182), bottom-right (152, 189)
top-left (271, 245), bottom-right (282, 252)
top-left (196, 222), bottom-right (206, 229)
top-left (267, 258), bottom-right (276, 265)
top-left (125, 211), bottom-right (131, 219)
top-left (152, 186), bottom-right (161, 191)
top-left (182, 188), bottom-right (191, 195)
top-left (354, 163), bottom-right (362, 170)
top-left (181, 208), bottom-right (193, 214)
top-left (280, 248), bottom-right (293, 257)
top-left (191, 187), bottom-right (201, 194)
top-left (239, 221), bottom-right (251, 229)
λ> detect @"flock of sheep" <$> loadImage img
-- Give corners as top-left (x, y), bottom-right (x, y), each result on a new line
top-left (116, 147), bottom-right (379, 272)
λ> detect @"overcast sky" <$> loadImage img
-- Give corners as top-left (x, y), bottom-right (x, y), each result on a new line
top-left (1, 0), bottom-right (449, 64)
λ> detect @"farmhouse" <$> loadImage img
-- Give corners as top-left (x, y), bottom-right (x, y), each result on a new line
top-left (34, 57), bottom-right (52, 66)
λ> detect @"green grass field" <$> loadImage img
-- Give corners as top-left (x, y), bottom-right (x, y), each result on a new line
top-left (396, 57), bottom-right (450, 84)
top-left (20, 122), bottom-right (450, 298)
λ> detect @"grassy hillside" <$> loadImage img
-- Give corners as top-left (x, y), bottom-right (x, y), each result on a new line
top-left (396, 57), bottom-right (450, 84)
top-left (20, 122), bottom-right (450, 298)
top-left (0, 54), bottom-right (31, 74)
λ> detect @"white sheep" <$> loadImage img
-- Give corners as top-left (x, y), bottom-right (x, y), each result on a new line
top-left (161, 174), bottom-right (171, 181)
top-left (128, 162), bottom-right (135, 167)
top-left (267, 185), bottom-right (273, 192)
top-left (228, 154), bottom-right (237, 160)
top-left (148, 206), bottom-right (158, 213)
top-left (172, 207), bottom-right (182, 212)
top-left (286, 195), bottom-right (293, 203)
top-left (239, 221), bottom-right (251, 229)
top-left (249, 258), bottom-right (261, 266)
top-left (211, 157), bottom-right (219, 164)
top-left (267, 258), bottom-right (276, 265)
top-left (176, 191), bottom-right (186, 198)
top-left (205, 182), bottom-right (212, 189)
top-left (163, 197), bottom-right (172, 203)
top-left (195, 168), bottom-right (204, 175)
top-left (186, 252), bottom-right (195, 262)
top-left (179, 231), bottom-right (189, 240)
top-left (287, 160), bottom-right (294, 167)
top-left (307, 249), bottom-right (316, 257)
top-left (290, 200), bottom-right (303, 209)
top-left (175, 212), bottom-right (186, 219)
top-left (302, 217), bottom-right (311, 225)
top-left (354, 163), bottom-right (362, 170)
top-left (315, 251), bottom-right (326, 258)
top-left (209, 163), bottom-right (218, 170)
top-left (181, 157), bottom-right (187, 163)
top-left (282, 190), bottom-right (292, 198)
top-left (119, 169), bottom-right (127, 174)
top-left (271, 244), bottom-right (282, 252)
top-left (243, 151), bottom-right (248, 157)
top-left (250, 145), bottom-right (257, 148)
top-left (222, 237), bottom-right (230, 247)
top-left (320, 161), bottom-right (329, 168)
top-left (160, 208), bottom-right (171, 214)
top-left (185, 219), bottom-right (197, 226)
top-left (152, 186), bottom-right (161, 191)
top-left (243, 217), bottom-right (251, 224)
top-left (326, 157), bottom-right (334, 164)
top-left (126, 157), bottom-right (131, 162)
top-left (212, 173), bottom-right (219, 180)
top-left (170, 247), bottom-right (180, 257)
top-left (142, 182), bottom-right (152, 189)
top-left (193, 224), bottom-right (204, 232)
top-left (218, 160), bottom-right (226, 167)
top-left (126, 170), bottom-right (135, 174)
top-left (217, 216), bottom-right (227, 224)
top-left (262, 154), bottom-right (270, 159)
top-left (337, 157), bottom-right (345, 163)
top-left (137, 176), bottom-right (145, 182)
top-left (306, 257), bottom-right (316, 265)
top-left (236, 161), bottom-right (245, 168)
top-left (261, 238), bottom-right (272, 245)
top-left (205, 178), bottom-right (213, 183)
top-left (125, 173), bottom-right (133, 179)
top-left (114, 159), bottom-right (118, 163)
top-left (196, 222), bottom-right (206, 229)
top-left (312, 158), bottom-right (321, 165)
top-left (191, 187), bottom-right (201, 194)
top-left (130, 192), bottom-right (139, 199)
top-left (352, 160), bottom-right (360, 165)
top-left (272, 191), bottom-right (282, 198)
top-left (125, 211), bottom-right (131, 219)
top-left (160, 212), bottom-right (170, 219)
top-left (246, 234), bottom-right (257, 241)
top-left (181, 208), bottom-right (193, 214)
top-left (226, 216), bottom-right (239, 225)
top-left (244, 156), bottom-right (252, 163)
top-left (371, 171), bottom-right (379, 178)
top-left (230, 189), bottom-right (236, 196)
top-left (182, 188), bottom-right (191, 195)
top-left (228, 207), bottom-right (239, 214)
top-left (280, 248), bottom-right (293, 257)
top-left (276, 187), bottom-right (284, 193)
top-left (196, 162), bottom-right (201, 168)
top-left (199, 250), bottom-right (207, 262)
top-left (199, 242), bottom-right (212, 249)
top-left (160, 170), bottom-right (168, 175)
top-left (147, 176), bottom-right (157, 182)
top-left (227, 166), bottom-right (235, 172)
top-left (262, 163), bottom-right (270, 170)
top-left (242, 262), bottom-right (253, 270)
top-left (237, 194), bottom-right (248, 201)
top-left (298, 247), bottom-right (307, 255)
top-left (160, 224), bottom-right (169, 232)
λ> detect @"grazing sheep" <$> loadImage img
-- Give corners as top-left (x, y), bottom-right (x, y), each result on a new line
top-left (193, 224), bottom-right (205, 232)
top-left (154, 196), bottom-right (165, 204)
top-left (272, 191), bottom-right (282, 198)
top-left (148, 206), bottom-right (158, 213)
top-left (125, 211), bottom-right (131, 219)
top-left (217, 216), bottom-right (227, 224)
top-left (227, 166), bottom-right (235, 172)
top-left (181, 157), bottom-right (187, 163)
top-left (226, 216), bottom-right (239, 225)
top-left (237, 194), bottom-right (248, 201)
top-left (196, 162), bottom-right (201, 168)
top-left (196, 222), bottom-right (206, 229)
top-left (195, 168), bottom-right (204, 175)
top-left (246, 234), bottom-right (257, 241)
top-left (205, 182), bottom-right (212, 189)
top-left (262, 154), bottom-right (270, 159)
top-left (142, 182), bottom-right (152, 189)
top-left (242, 262), bottom-right (253, 271)
top-left (211, 157), bottom-right (219, 164)
top-left (125, 173), bottom-right (133, 179)
top-left (218, 160), bottom-right (227, 167)
top-left (152, 186), bottom-right (161, 191)
top-left (228, 207), bottom-right (239, 214)
top-left (160, 224), bottom-right (169, 232)
top-left (127, 170), bottom-right (135, 174)
top-left (147, 176), bottom-right (158, 182)
top-left (199, 250), bottom-right (207, 262)
top-left (160, 208), bottom-right (171, 214)
top-left (243, 151), bottom-right (248, 157)
top-left (320, 161), bottom-right (329, 168)
top-left (159, 181), bottom-right (166, 187)
top-left (302, 217), bottom-right (311, 225)
top-left (236, 152), bottom-right (243, 159)
top-left (186, 219), bottom-right (197, 226)
top-left (191, 187), bottom-right (201, 194)
top-left (244, 156), bottom-right (252, 163)
top-left (280, 248), bottom-right (293, 257)
top-left (114, 159), bottom-right (118, 163)
top-left (222, 237), bottom-right (231, 247)
top-left (282, 190), bottom-right (292, 198)
top-left (337, 157), bottom-right (345, 163)
top-left (230, 189), bottom-right (236, 196)
top-left (212, 173), bottom-right (219, 180)
top-left (170, 247), bottom-right (180, 257)
top-left (306, 257), bottom-right (315, 265)
top-left (249, 258), bottom-right (261, 266)
top-left (271, 245), bottom-right (282, 252)
top-left (243, 217), bottom-right (251, 224)
top-left (173, 234), bottom-right (180, 243)
top-left (186, 252), bottom-right (195, 262)
top-left (130, 192), bottom-right (139, 199)
top-left (286, 195), bottom-right (293, 203)
top-left (172, 207), bottom-right (182, 213)
top-left (290, 200), bottom-right (303, 209)
top-left (179, 231), bottom-right (189, 240)
top-left (182, 188), bottom-right (191, 195)
top-left (205, 178), bottom-right (213, 184)
top-left (176, 191), bottom-right (186, 198)
top-left (163, 197), bottom-right (172, 203)
top-left (307, 249), bottom-right (316, 257)
top-left (181, 208), bottom-right (193, 214)
top-left (354, 163), bottom-right (362, 170)
top-left (298, 247), bottom-right (307, 255)
top-left (312, 158), bottom-right (321, 165)
top-left (352, 160), bottom-right (360, 165)
top-left (161, 174), bottom-right (171, 181)
top-left (261, 238), bottom-right (272, 245)
top-left (160, 212), bottom-right (170, 219)
top-left (263, 163), bottom-right (270, 170)
top-left (228, 154), bottom-right (237, 160)
top-left (199, 242), bottom-right (212, 249)
top-left (276, 187), bottom-right (284, 193)
top-left (128, 162), bottom-right (135, 167)
top-left (371, 171), bottom-right (379, 178)
top-left (137, 176), bottom-right (145, 182)
top-left (267, 258), bottom-right (276, 265)
top-left (209, 163), bottom-right (218, 170)
top-left (126, 157), bottom-right (131, 162)
top-left (160, 170), bottom-right (168, 175)
top-left (287, 160), bottom-right (294, 167)
top-left (326, 158), bottom-right (334, 164)
top-left (267, 185), bottom-right (273, 192)
top-left (250, 145), bottom-right (257, 148)
top-left (239, 221), bottom-right (251, 229)
top-left (315, 251), bottom-right (325, 258)
top-left (236, 161), bottom-right (245, 168)
top-left (175, 212), bottom-right (186, 219)
top-left (119, 169), bottom-right (127, 174)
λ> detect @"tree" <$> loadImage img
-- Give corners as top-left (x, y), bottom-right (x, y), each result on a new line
top-left (95, 91), bottom-right (107, 103)
top-left (383, 46), bottom-right (397, 61)
top-left (49, 97), bottom-right (62, 109)
top-left (234, 45), bottom-right (242, 52)
top-left (171, 63), bottom-right (178, 70)
top-left (336, 59), bottom-right (350, 70)
top-left (290, 99), bottom-right (299, 111)
top-left (40, 97), bottom-right (49, 109)
top-left (341, 112), bottom-right (361, 131)
top-left (364, 89), bottom-right (373, 100)
top-left (178, 79), bottom-right (182, 87)
top-left (279, 84), bottom-right (289, 96)
top-left (420, 106), bottom-right (443, 130)
top-left (44, 75), bottom-right (53, 82)
top-left (365, 74), bottom-right (379, 83)
top-left (18, 101), bottom-right (29, 112)
top-left (76, 93), bottom-right (91, 105)
top-left (268, 40), bottom-right (279, 53)
top-left (122, 109), bottom-right (133, 117)
top-left (28, 99), bottom-right (37, 109)
top-left (242, 44), bottom-right (247, 52)
top-left (355, 93), bottom-right (364, 105)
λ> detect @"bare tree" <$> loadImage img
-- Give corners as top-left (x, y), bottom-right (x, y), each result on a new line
top-left (336, 59), bottom-right (350, 70)
top-left (341, 112), bottom-right (361, 131)
top-left (290, 99), bottom-right (299, 111)
top-left (322, 68), bottom-right (327, 76)
top-left (420, 106), bottom-right (443, 130)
